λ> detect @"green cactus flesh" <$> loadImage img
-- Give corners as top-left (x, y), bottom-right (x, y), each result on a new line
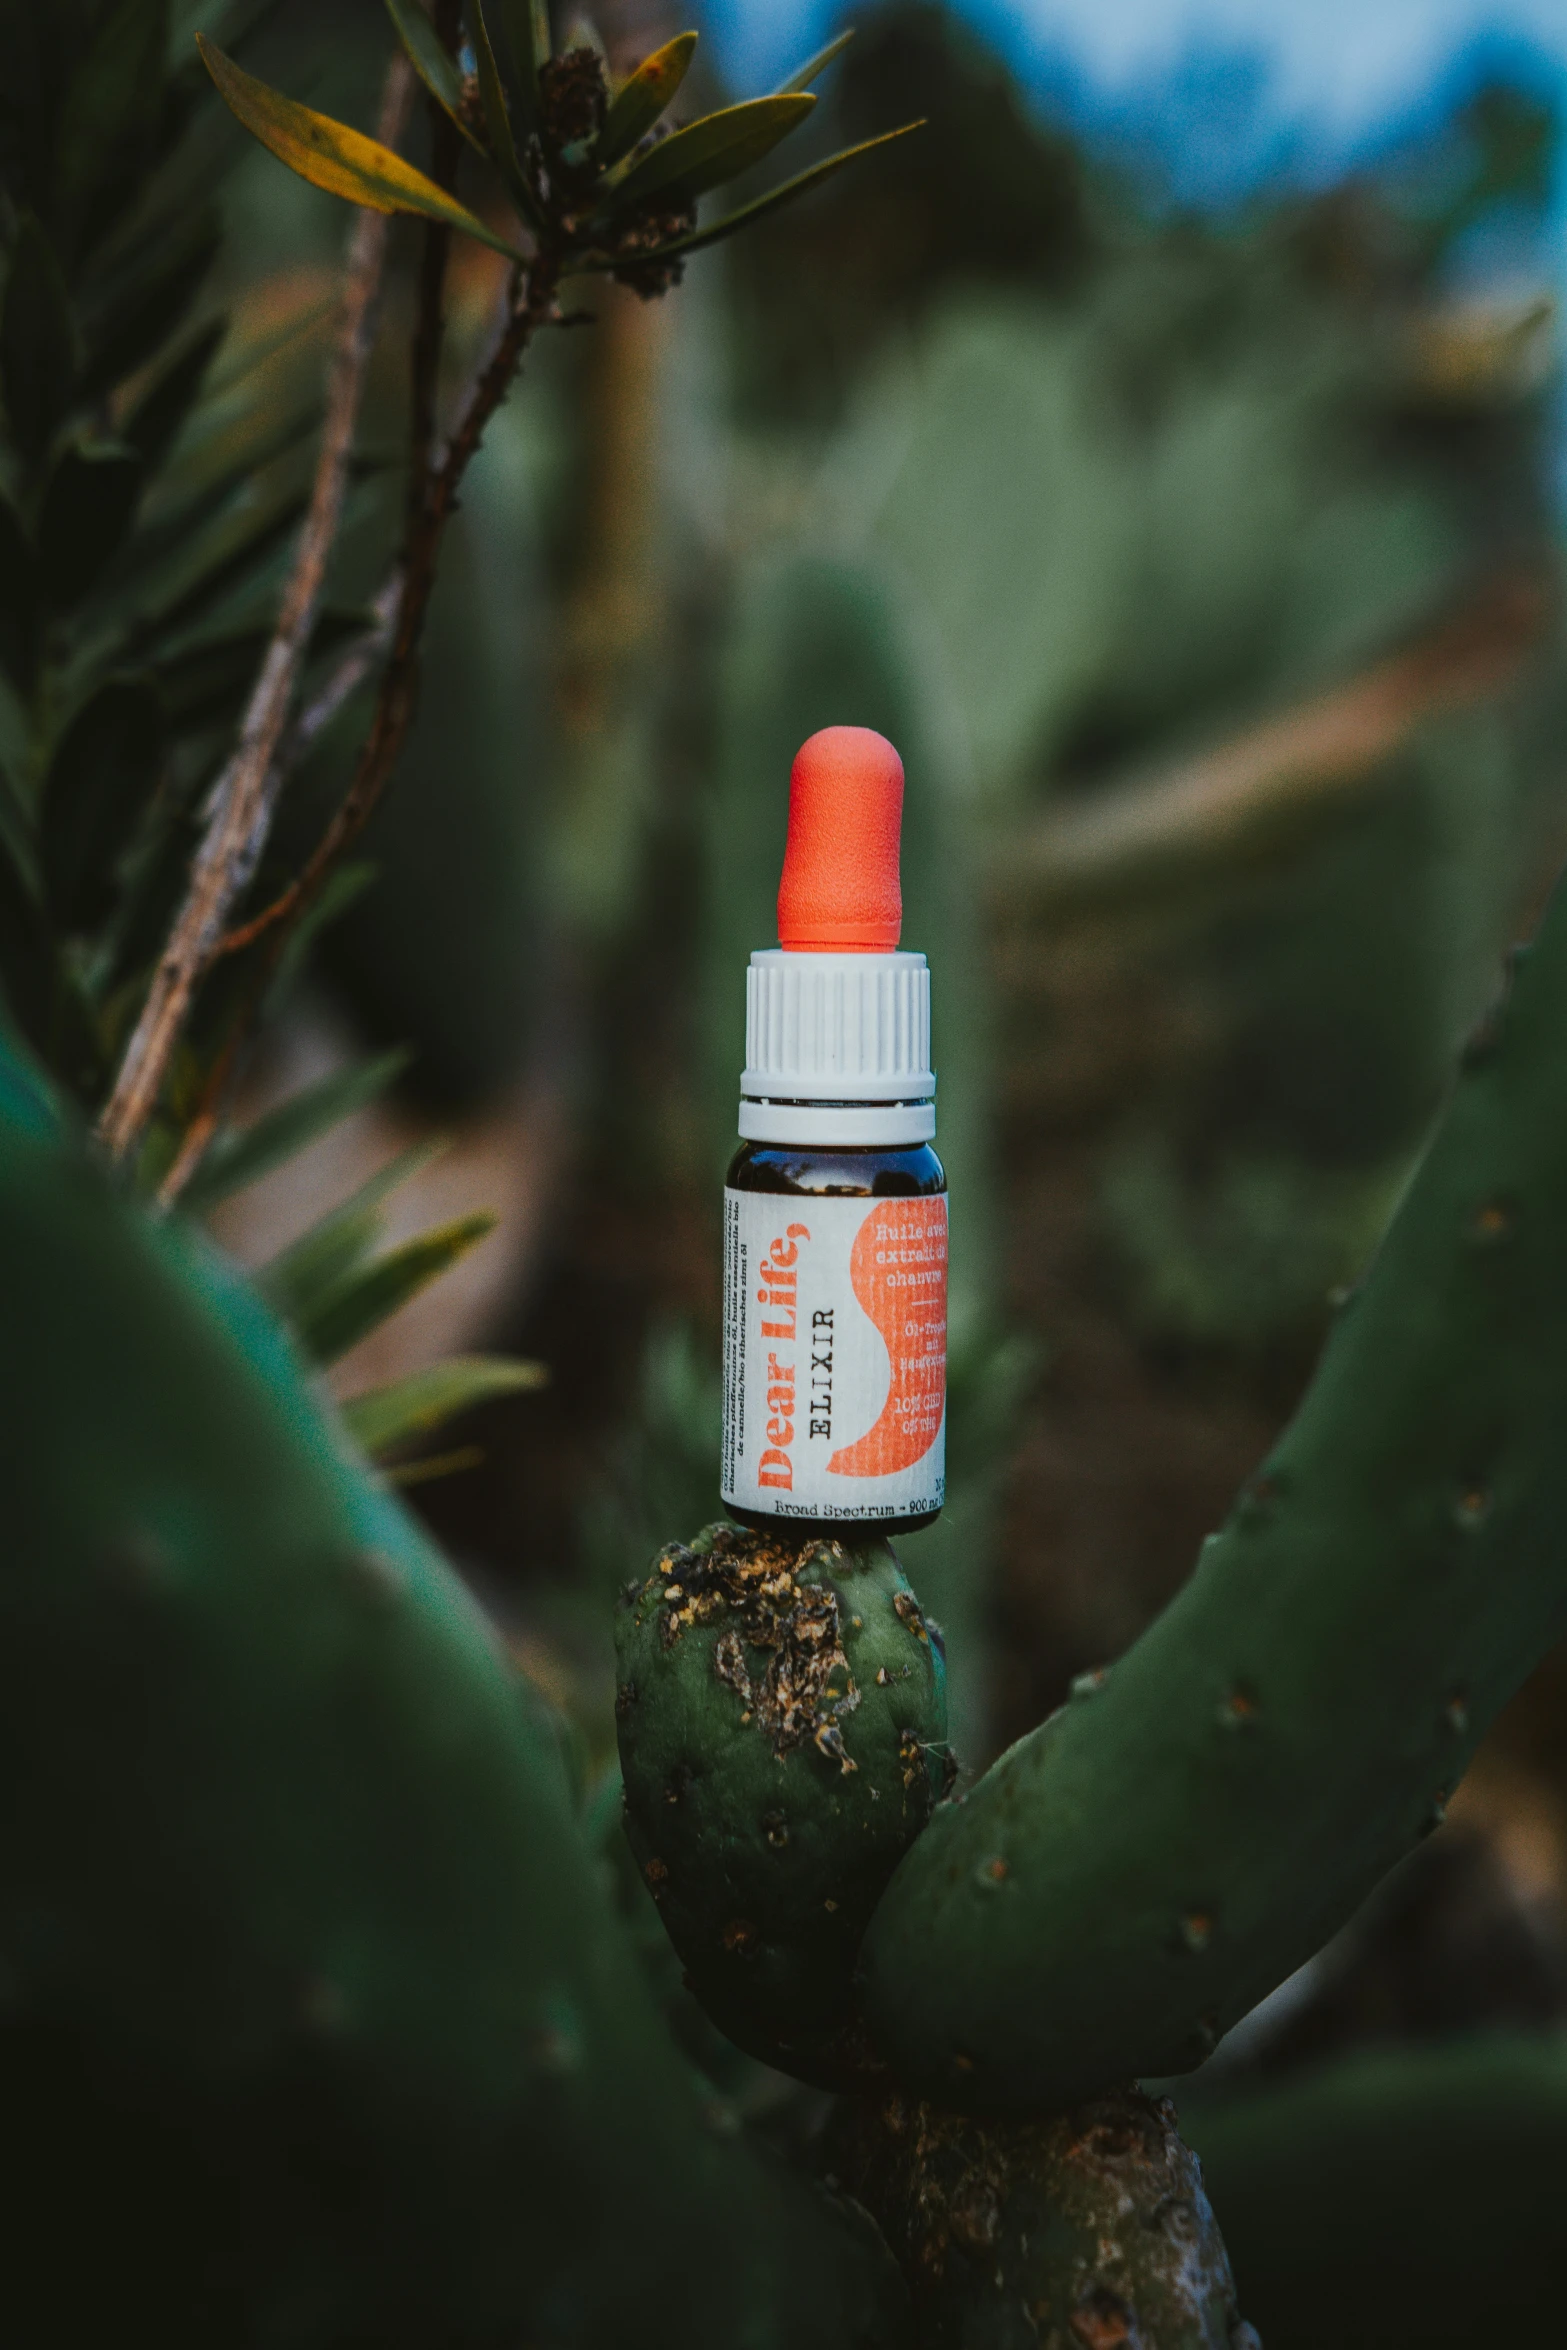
top-left (831, 2084), bottom-right (1251, 2350)
top-left (861, 878), bottom-right (1567, 2112)
top-left (1185, 2034), bottom-right (1567, 2350)
top-left (615, 1523), bottom-right (950, 2082)
top-left (0, 1046), bottom-right (903, 2349)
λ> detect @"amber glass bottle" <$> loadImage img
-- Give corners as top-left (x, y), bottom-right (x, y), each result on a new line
top-left (720, 728), bottom-right (947, 1536)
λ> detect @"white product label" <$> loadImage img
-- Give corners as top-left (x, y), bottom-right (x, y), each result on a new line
top-left (721, 1188), bottom-right (946, 1522)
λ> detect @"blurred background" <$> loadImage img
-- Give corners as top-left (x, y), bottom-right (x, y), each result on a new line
top-left (211, 0), bottom-right (1567, 2140)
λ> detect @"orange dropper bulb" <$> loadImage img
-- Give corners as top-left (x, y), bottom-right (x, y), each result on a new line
top-left (777, 726), bottom-right (903, 953)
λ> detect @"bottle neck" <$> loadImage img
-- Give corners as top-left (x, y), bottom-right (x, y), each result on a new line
top-left (736, 1097), bottom-right (936, 1147)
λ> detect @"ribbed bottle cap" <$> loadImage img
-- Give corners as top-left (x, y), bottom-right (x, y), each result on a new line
top-left (740, 949), bottom-right (935, 1146)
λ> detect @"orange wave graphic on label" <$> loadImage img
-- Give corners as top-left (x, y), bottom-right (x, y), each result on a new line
top-left (829, 1197), bottom-right (947, 1479)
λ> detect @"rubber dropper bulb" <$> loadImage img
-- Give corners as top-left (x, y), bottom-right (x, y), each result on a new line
top-left (777, 726), bottom-right (904, 953)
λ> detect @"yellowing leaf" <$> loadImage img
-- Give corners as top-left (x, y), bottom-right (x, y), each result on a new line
top-left (196, 35), bottom-right (525, 259)
top-left (599, 31), bottom-right (699, 166)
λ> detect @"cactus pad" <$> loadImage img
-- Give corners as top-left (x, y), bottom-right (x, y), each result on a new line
top-left (832, 2084), bottom-right (1252, 2349)
top-left (615, 1523), bottom-right (950, 2081)
top-left (0, 1051), bottom-right (905, 2348)
top-left (862, 882), bottom-right (1567, 2111)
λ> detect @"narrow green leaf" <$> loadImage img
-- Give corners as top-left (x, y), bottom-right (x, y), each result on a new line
top-left (53, 0), bottom-right (169, 260)
top-left (77, 214), bottom-right (223, 404)
top-left (0, 828), bottom-right (62, 1065)
top-left (106, 401), bottom-right (323, 615)
top-left (152, 608), bottom-right (364, 735)
top-left (598, 31), bottom-right (698, 167)
top-left (609, 93), bottom-right (814, 207)
top-left (40, 676), bottom-right (165, 930)
top-left (264, 860), bottom-right (379, 1014)
top-left (471, 1), bottom-right (543, 226)
top-left (773, 28), bottom-right (854, 96)
top-left (383, 0), bottom-right (485, 151)
top-left (292, 1211), bottom-right (498, 1367)
top-left (1, 216), bottom-right (79, 467)
top-left (0, 758), bottom-right (36, 899)
top-left (385, 1443), bottom-right (485, 1485)
top-left (204, 296), bottom-right (332, 402)
top-left (342, 1352), bottom-right (547, 1457)
top-left (37, 439), bottom-right (145, 608)
top-left (119, 319), bottom-right (227, 473)
top-left (0, 497), bottom-right (37, 692)
top-left (645, 122), bottom-right (924, 261)
top-left (196, 34), bottom-right (525, 259)
top-left (180, 1047), bottom-right (410, 1214)
top-left (496, 0), bottom-right (553, 106)
top-left (261, 1136), bottom-right (446, 1323)
top-left (132, 480), bottom-right (319, 648)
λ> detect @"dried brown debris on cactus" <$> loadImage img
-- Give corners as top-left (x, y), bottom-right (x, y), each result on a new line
top-left (829, 2084), bottom-right (1254, 2349)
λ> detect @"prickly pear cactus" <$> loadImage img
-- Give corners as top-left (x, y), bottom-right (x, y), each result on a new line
top-left (832, 2084), bottom-right (1253, 2349)
top-left (615, 1523), bottom-right (950, 2081)
top-left (863, 881), bottom-right (1567, 2113)
top-left (0, 1046), bottom-right (905, 2350)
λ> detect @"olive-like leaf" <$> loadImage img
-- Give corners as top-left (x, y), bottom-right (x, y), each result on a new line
top-left (261, 1136), bottom-right (446, 1327)
top-left (152, 608), bottom-right (365, 736)
top-left (131, 480), bottom-right (320, 648)
top-left (640, 121), bottom-right (924, 261)
top-left (774, 28), bottom-right (854, 96)
top-left (0, 496), bottom-right (37, 690)
top-left (77, 214), bottom-right (222, 404)
top-left (609, 93), bottom-right (814, 207)
top-left (179, 1046), bottom-right (410, 1213)
top-left (263, 859), bottom-right (379, 1015)
top-left (382, 0), bottom-right (485, 152)
top-left (52, 0), bottom-right (169, 260)
top-left (119, 319), bottom-right (227, 473)
top-left (106, 402), bottom-right (323, 614)
top-left (471, 1), bottom-right (544, 227)
top-left (196, 35), bottom-right (525, 259)
top-left (37, 439), bottom-right (145, 608)
top-left (341, 1352), bottom-right (547, 1458)
top-left (495, 0), bottom-right (552, 113)
top-left (0, 821), bottom-right (61, 1064)
top-left (1, 216), bottom-right (79, 467)
top-left (289, 1211), bottom-right (498, 1367)
top-left (40, 676), bottom-right (165, 930)
top-left (598, 31), bottom-right (698, 167)
top-left (0, 759), bottom-right (36, 900)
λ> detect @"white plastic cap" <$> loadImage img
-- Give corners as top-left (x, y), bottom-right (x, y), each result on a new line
top-left (739, 949), bottom-right (935, 1146)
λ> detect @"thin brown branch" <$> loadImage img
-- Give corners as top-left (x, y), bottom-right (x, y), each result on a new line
top-left (992, 569), bottom-right (1551, 913)
top-left (96, 55), bottom-right (416, 1167)
top-left (210, 255), bottom-right (563, 966)
top-left (160, 256), bottom-right (562, 1208)
top-left (408, 0), bottom-right (463, 536)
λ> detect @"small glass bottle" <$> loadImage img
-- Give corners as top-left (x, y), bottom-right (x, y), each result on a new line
top-left (720, 729), bottom-right (947, 1537)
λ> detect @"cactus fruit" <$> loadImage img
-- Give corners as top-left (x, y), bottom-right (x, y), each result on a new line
top-left (831, 2084), bottom-right (1253, 2349)
top-left (860, 885), bottom-right (1567, 2111)
top-left (615, 1523), bottom-right (950, 2081)
top-left (0, 1045), bottom-right (904, 2349)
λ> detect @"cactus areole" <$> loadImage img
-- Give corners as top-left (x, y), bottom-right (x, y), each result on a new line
top-left (722, 728), bottom-right (947, 1537)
